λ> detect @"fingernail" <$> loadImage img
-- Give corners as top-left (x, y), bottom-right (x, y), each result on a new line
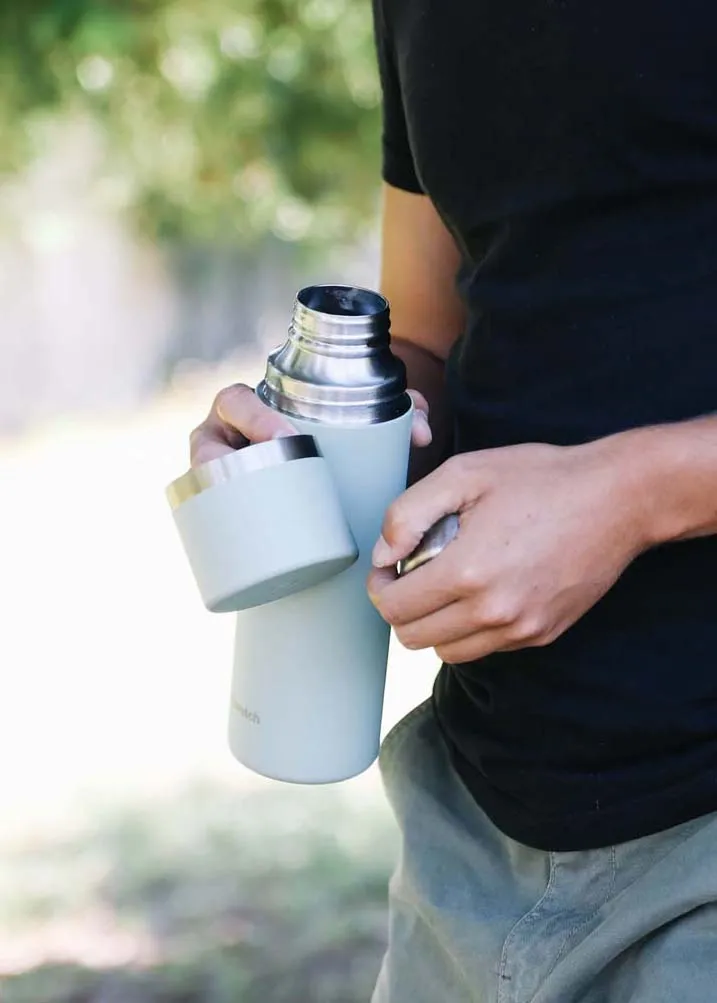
top-left (372, 535), bottom-right (394, 568)
top-left (272, 428), bottom-right (296, 439)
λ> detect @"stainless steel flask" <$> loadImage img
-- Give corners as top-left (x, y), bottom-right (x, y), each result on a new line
top-left (228, 284), bottom-right (413, 783)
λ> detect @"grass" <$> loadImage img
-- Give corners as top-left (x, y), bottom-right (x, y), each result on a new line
top-left (0, 782), bottom-right (398, 1003)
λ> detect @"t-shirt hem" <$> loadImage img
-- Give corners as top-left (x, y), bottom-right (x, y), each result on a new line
top-left (450, 747), bottom-right (717, 852)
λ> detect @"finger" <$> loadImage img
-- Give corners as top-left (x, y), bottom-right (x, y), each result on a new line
top-left (435, 627), bottom-right (525, 665)
top-left (394, 597), bottom-right (484, 651)
top-left (366, 565), bottom-right (399, 601)
top-left (191, 435), bottom-right (236, 466)
top-left (407, 389), bottom-right (432, 447)
top-left (368, 539), bottom-right (466, 625)
top-left (190, 415), bottom-right (247, 467)
top-left (215, 384), bottom-right (296, 443)
top-left (411, 409), bottom-right (433, 447)
top-left (407, 389), bottom-right (429, 417)
top-left (372, 454), bottom-right (480, 567)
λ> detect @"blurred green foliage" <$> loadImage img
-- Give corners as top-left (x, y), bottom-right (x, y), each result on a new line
top-left (0, 783), bottom-right (396, 1002)
top-left (0, 1), bottom-right (382, 247)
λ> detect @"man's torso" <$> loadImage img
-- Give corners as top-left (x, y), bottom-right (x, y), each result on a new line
top-left (376, 0), bottom-right (717, 849)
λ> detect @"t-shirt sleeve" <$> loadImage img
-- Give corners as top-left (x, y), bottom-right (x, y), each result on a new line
top-left (372, 0), bottom-right (424, 194)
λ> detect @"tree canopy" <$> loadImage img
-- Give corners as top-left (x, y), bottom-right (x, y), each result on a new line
top-left (0, 1), bottom-right (382, 248)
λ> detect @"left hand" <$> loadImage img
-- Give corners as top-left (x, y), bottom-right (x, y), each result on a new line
top-left (367, 439), bottom-right (647, 663)
top-left (189, 386), bottom-right (431, 465)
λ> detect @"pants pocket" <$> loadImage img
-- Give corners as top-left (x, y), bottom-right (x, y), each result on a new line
top-left (379, 699), bottom-right (433, 786)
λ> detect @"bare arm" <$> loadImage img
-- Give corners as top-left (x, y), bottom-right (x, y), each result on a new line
top-left (379, 183), bottom-right (466, 483)
top-left (613, 414), bottom-right (717, 545)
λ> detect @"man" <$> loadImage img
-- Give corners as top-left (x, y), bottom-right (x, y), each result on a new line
top-left (190, 1), bottom-right (717, 999)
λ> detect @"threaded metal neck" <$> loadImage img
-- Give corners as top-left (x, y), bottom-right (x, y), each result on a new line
top-left (256, 284), bottom-right (410, 425)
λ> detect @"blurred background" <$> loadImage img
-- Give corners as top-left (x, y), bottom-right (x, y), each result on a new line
top-left (0, 3), bottom-right (438, 1000)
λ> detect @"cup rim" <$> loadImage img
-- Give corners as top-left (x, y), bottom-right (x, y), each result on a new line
top-left (166, 434), bottom-right (319, 510)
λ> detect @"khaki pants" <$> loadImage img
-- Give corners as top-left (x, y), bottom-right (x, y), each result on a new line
top-left (373, 700), bottom-right (717, 1003)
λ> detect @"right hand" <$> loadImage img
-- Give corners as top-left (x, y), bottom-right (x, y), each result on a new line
top-left (189, 383), bottom-right (432, 467)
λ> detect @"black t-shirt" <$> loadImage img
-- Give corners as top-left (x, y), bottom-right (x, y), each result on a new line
top-left (373, 0), bottom-right (717, 850)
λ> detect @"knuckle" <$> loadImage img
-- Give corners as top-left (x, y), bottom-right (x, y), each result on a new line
top-left (435, 642), bottom-right (468, 664)
top-left (457, 561), bottom-right (482, 593)
top-left (434, 643), bottom-right (450, 662)
top-left (382, 504), bottom-right (410, 543)
top-left (529, 635), bottom-right (552, 649)
top-left (478, 594), bottom-right (520, 628)
top-left (527, 625), bottom-right (558, 648)
top-left (215, 383), bottom-right (252, 418)
top-left (511, 613), bottom-right (546, 644)
top-left (218, 382), bottom-right (251, 403)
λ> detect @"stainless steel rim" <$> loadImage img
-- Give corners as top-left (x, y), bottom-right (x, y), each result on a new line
top-left (166, 434), bottom-right (319, 510)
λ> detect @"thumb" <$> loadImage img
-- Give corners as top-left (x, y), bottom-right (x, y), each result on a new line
top-left (372, 455), bottom-right (478, 567)
top-left (215, 384), bottom-right (296, 442)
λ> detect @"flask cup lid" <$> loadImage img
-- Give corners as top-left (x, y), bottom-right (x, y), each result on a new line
top-left (166, 435), bottom-right (319, 510)
top-left (166, 435), bottom-right (359, 613)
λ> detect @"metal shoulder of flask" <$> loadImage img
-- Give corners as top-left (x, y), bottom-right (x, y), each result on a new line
top-left (256, 284), bottom-right (411, 425)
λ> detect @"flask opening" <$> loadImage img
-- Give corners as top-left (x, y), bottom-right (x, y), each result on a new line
top-left (297, 285), bottom-right (387, 318)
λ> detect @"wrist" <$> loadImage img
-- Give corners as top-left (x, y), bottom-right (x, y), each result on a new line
top-left (588, 424), bottom-right (694, 551)
top-left (576, 428), bottom-right (667, 556)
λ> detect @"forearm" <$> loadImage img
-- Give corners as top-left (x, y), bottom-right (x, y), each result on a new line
top-left (596, 414), bottom-right (717, 549)
top-left (378, 185), bottom-right (465, 483)
top-left (392, 336), bottom-right (453, 484)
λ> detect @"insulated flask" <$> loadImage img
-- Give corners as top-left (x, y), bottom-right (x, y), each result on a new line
top-left (228, 285), bottom-right (413, 783)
